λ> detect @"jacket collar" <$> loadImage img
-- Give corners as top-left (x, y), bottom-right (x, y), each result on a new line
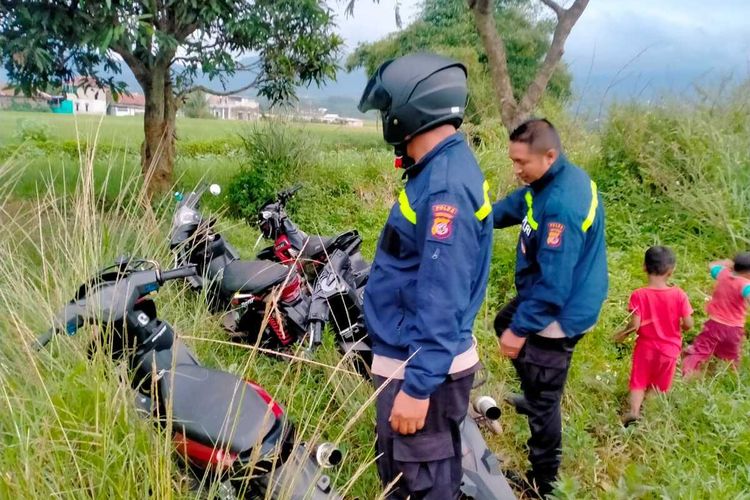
top-left (403, 132), bottom-right (464, 180)
top-left (530, 154), bottom-right (567, 192)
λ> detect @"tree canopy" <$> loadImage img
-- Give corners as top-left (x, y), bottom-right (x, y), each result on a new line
top-left (0, 0), bottom-right (343, 193)
top-left (346, 0), bottom-right (572, 124)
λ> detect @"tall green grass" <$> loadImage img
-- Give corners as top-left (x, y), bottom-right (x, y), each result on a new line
top-left (0, 138), bottom-right (386, 498)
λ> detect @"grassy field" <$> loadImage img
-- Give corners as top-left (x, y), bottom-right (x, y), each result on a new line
top-left (1, 104), bottom-right (749, 499)
top-left (0, 111), bottom-right (379, 145)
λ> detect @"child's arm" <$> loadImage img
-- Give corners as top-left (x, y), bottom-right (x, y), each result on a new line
top-left (613, 313), bottom-right (640, 343)
top-left (681, 314), bottom-right (694, 331)
top-left (709, 259), bottom-right (733, 278)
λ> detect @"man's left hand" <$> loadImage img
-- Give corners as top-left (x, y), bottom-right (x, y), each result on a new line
top-left (390, 390), bottom-right (430, 435)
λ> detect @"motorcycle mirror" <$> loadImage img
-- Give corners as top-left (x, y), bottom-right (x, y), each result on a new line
top-left (209, 184), bottom-right (221, 196)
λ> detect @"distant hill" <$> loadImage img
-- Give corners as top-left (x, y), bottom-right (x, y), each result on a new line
top-left (4, 55), bottom-right (740, 121)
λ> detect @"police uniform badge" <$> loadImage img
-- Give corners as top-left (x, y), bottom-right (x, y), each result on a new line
top-left (430, 203), bottom-right (457, 242)
top-left (546, 222), bottom-right (565, 248)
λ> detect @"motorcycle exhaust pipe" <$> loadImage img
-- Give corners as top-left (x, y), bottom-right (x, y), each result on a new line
top-left (474, 396), bottom-right (501, 421)
top-left (313, 442), bottom-right (343, 469)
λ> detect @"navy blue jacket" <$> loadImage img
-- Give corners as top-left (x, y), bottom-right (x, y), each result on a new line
top-left (493, 155), bottom-right (608, 338)
top-left (364, 133), bottom-right (493, 399)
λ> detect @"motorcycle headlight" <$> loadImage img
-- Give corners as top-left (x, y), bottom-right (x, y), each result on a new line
top-left (173, 207), bottom-right (200, 228)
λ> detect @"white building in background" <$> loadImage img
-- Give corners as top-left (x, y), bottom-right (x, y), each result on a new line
top-left (69, 78), bottom-right (107, 115)
top-left (108, 93), bottom-right (146, 116)
top-left (207, 95), bottom-right (260, 120)
top-left (344, 118), bottom-right (364, 128)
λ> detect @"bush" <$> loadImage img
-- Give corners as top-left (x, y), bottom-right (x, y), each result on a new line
top-left (15, 118), bottom-right (51, 143)
top-left (592, 99), bottom-right (750, 251)
top-left (178, 138), bottom-right (243, 158)
top-left (225, 123), bottom-right (316, 220)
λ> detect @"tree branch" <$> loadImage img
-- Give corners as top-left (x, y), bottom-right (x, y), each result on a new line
top-left (539, 0), bottom-right (563, 19)
top-left (516, 0), bottom-right (589, 123)
top-left (111, 42), bottom-right (149, 87)
top-left (467, 0), bottom-right (518, 128)
top-left (177, 78), bottom-right (259, 99)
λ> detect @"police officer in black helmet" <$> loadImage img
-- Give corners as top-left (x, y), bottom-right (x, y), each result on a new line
top-left (359, 53), bottom-right (494, 498)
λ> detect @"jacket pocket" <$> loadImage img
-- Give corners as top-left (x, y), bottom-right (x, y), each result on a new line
top-left (380, 223), bottom-right (402, 257)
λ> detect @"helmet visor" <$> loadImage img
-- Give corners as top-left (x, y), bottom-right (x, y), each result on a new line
top-left (357, 60), bottom-right (394, 113)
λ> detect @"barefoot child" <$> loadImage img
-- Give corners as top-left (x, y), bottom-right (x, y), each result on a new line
top-left (613, 246), bottom-right (694, 425)
top-left (682, 252), bottom-right (750, 377)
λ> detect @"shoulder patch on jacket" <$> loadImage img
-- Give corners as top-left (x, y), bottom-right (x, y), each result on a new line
top-left (430, 203), bottom-right (458, 242)
top-left (546, 222), bottom-right (565, 248)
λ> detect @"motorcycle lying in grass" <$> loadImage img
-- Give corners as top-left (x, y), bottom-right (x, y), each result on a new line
top-left (303, 245), bottom-right (515, 500)
top-left (256, 185), bottom-right (370, 287)
top-left (169, 184), bottom-right (309, 350)
top-left (35, 257), bottom-right (343, 499)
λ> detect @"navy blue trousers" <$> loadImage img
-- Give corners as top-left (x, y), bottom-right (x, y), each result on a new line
top-left (374, 373), bottom-right (474, 499)
top-left (495, 299), bottom-right (579, 495)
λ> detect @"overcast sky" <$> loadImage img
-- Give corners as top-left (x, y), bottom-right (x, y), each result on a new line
top-left (332, 0), bottom-right (750, 99)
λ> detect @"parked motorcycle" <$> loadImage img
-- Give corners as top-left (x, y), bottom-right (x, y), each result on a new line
top-left (306, 242), bottom-right (371, 375)
top-left (255, 186), bottom-right (370, 287)
top-left (34, 257), bottom-right (343, 499)
top-left (169, 184), bottom-right (309, 350)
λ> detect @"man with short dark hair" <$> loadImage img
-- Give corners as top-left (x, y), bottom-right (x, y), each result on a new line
top-left (358, 53), bottom-right (494, 499)
top-left (492, 118), bottom-right (608, 498)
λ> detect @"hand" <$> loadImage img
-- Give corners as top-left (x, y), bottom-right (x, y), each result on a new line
top-left (612, 330), bottom-right (628, 343)
top-left (389, 390), bottom-right (429, 435)
top-left (499, 328), bottom-right (526, 359)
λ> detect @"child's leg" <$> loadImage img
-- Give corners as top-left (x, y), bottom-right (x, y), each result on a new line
top-left (713, 326), bottom-right (745, 371)
top-left (683, 321), bottom-right (721, 378)
top-left (629, 389), bottom-right (646, 417)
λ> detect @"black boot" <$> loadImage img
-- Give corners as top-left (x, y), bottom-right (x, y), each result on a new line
top-left (504, 392), bottom-right (530, 415)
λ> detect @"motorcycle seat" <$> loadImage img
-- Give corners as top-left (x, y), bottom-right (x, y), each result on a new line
top-left (221, 259), bottom-right (291, 295)
top-left (159, 364), bottom-right (276, 454)
top-left (299, 235), bottom-right (335, 260)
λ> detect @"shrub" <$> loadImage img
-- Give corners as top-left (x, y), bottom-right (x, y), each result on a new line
top-left (178, 138), bottom-right (242, 158)
top-left (15, 118), bottom-right (51, 143)
top-left (225, 122), bottom-right (316, 220)
top-left (592, 99), bottom-right (750, 251)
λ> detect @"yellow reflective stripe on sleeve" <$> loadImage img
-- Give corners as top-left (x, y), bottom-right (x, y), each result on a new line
top-left (398, 189), bottom-right (417, 224)
top-left (524, 191), bottom-right (539, 230)
top-left (474, 181), bottom-right (492, 221)
top-left (582, 180), bottom-right (598, 232)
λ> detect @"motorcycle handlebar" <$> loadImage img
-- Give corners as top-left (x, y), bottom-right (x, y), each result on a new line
top-left (278, 184), bottom-right (302, 203)
top-left (159, 265), bottom-right (197, 283)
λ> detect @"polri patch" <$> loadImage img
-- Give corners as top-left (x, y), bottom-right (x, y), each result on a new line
top-left (546, 222), bottom-right (565, 248)
top-left (431, 203), bottom-right (458, 241)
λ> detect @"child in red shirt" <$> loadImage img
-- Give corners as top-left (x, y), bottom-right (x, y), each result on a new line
top-left (683, 252), bottom-right (750, 377)
top-left (614, 246), bottom-right (694, 426)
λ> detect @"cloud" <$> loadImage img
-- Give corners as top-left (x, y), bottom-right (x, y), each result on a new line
top-left (565, 0), bottom-right (750, 80)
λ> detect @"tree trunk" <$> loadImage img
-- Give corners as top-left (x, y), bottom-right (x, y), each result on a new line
top-left (468, 0), bottom-right (589, 132)
top-left (141, 66), bottom-right (176, 197)
top-left (469, 0), bottom-right (518, 130)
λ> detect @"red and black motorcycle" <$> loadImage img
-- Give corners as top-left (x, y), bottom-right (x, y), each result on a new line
top-left (169, 184), bottom-right (308, 350)
top-left (35, 257), bottom-right (342, 499)
top-left (256, 186), bottom-right (370, 288)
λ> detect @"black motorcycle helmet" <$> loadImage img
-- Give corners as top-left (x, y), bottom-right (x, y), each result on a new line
top-left (358, 53), bottom-right (468, 153)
